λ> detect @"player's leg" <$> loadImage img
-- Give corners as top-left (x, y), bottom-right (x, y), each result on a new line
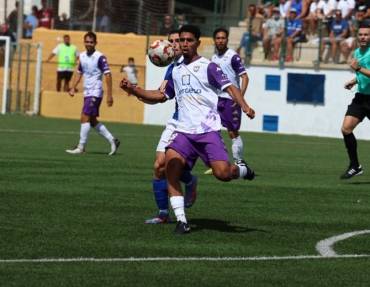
top-left (56, 71), bottom-right (62, 92)
top-left (88, 98), bottom-right (120, 155)
top-left (66, 112), bottom-right (91, 154)
top-left (340, 114), bottom-right (363, 179)
top-left (63, 71), bottom-right (73, 92)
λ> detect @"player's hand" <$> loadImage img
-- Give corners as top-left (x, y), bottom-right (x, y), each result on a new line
top-left (120, 78), bottom-right (132, 91)
top-left (107, 96), bottom-right (113, 107)
top-left (68, 87), bottom-right (76, 97)
top-left (350, 59), bottom-right (360, 71)
top-left (344, 80), bottom-right (355, 90)
top-left (244, 106), bottom-right (255, 119)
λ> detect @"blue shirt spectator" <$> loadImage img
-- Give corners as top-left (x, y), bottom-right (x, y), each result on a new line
top-left (286, 18), bottom-right (302, 37)
top-left (331, 19), bottom-right (349, 37)
top-left (24, 6), bottom-right (38, 39)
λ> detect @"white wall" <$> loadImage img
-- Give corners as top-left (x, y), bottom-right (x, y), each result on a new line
top-left (145, 58), bottom-right (370, 140)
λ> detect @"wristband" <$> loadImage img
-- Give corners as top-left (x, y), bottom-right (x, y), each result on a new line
top-left (355, 67), bottom-right (361, 72)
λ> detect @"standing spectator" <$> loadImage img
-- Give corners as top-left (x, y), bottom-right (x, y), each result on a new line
top-left (237, 4), bottom-right (264, 61)
top-left (7, 1), bottom-right (21, 40)
top-left (38, 0), bottom-right (54, 29)
top-left (121, 57), bottom-right (138, 96)
top-left (263, 7), bottom-right (285, 60)
top-left (24, 6), bottom-right (38, 39)
top-left (328, 9), bottom-right (349, 63)
top-left (285, 8), bottom-right (303, 62)
top-left (306, 0), bottom-right (325, 38)
top-left (279, 0), bottom-right (292, 18)
top-left (46, 34), bottom-right (79, 92)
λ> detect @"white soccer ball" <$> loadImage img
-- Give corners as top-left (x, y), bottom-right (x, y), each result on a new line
top-left (148, 39), bottom-right (175, 67)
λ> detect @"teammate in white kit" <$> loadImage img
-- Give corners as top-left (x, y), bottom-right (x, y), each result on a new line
top-left (121, 25), bottom-right (255, 234)
top-left (145, 30), bottom-right (197, 224)
top-left (66, 31), bottom-right (120, 155)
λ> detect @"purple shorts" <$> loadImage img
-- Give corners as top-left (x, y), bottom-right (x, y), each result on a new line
top-left (82, 97), bottom-right (102, 117)
top-left (166, 131), bottom-right (229, 169)
top-left (218, 97), bottom-right (241, 131)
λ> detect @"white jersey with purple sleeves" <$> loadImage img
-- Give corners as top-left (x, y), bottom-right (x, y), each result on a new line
top-left (78, 50), bottom-right (110, 98)
top-left (164, 56), bottom-right (232, 134)
top-left (211, 48), bottom-right (246, 100)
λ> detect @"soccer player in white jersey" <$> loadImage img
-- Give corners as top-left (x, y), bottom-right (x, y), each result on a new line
top-left (66, 31), bottom-right (120, 155)
top-left (145, 30), bottom-right (197, 224)
top-left (121, 25), bottom-right (255, 234)
top-left (204, 27), bottom-right (252, 174)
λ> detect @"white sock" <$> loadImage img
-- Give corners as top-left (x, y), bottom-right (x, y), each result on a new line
top-left (232, 136), bottom-right (244, 161)
top-left (95, 123), bottom-right (114, 144)
top-left (78, 122), bottom-right (91, 148)
top-left (238, 164), bottom-right (248, 179)
top-left (170, 196), bottom-right (187, 223)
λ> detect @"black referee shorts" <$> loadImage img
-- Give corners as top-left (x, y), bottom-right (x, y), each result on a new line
top-left (346, 93), bottom-right (370, 121)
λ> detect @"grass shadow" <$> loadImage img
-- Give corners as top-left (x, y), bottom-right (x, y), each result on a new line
top-left (190, 218), bottom-right (267, 234)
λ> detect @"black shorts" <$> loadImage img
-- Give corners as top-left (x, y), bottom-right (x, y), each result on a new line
top-left (346, 93), bottom-right (370, 121)
top-left (57, 71), bottom-right (73, 81)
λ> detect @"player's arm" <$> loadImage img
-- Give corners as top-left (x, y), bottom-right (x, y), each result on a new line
top-left (69, 73), bottom-right (82, 97)
top-left (225, 85), bottom-right (255, 119)
top-left (120, 78), bottom-right (167, 103)
top-left (105, 72), bottom-right (113, 107)
top-left (351, 59), bottom-right (370, 77)
top-left (240, 73), bottom-right (249, 98)
top-left (46, 52), bottom-right (55, 62)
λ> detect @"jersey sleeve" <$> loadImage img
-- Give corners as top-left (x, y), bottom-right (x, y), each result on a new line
top-left (77, 60), bottom-right (83, 74)
top-left (52, 45), bottom-right (59, 55)
top-left (164, 78), bottom-right (175, 99)
top-left (207, 62), bottom-right (232, 91)
top-left (231, 54), bottom-right (247, 76)
top-left (98, 55), bottom-right (110, 74)
top-left (164, 63), bottom-right (175, 80)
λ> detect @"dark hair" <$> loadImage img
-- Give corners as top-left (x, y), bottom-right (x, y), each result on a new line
top-left (213, 27), bottom-right (229, 39)
top-left (128, 57), bottom-right (134, 62)
top-left (179, 25), bottom-right (201, 40)
top-left (84, 31), bottom-right (97, 42)
top-left (358, 23), bottom-right (370, 29)
top-left (168, 29), bottom-right (180, 36)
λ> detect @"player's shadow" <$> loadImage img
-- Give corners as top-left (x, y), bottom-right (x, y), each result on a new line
top-left (345, 181), bottom-right (370, 185)
top-left (190, 218), bottom-right (266, 234)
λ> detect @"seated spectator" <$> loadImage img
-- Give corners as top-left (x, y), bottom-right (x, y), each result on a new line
top-left (341, 6), bottom-right (370, 62)
top-left (263, 7), bottom-right (284, 60)
top-left (306, 0), bottom-right (324, 38)
top-left (55, 13), bottom-right (70, 30)
top-left (285, 8), bottom-right (304, 62)
top-left (0, 23), bottom-right (16, 44)
top-left (321, 9), bottom-right (349, 63)
top-left (24, 6), bottom-right (38, 39)
top-left (337, 0), bottom-right (355, 20)
top-left (237, 4), bottom-right (264, 61)
top-left (279, 0), bottom-right (292, 18)
top-left (159, 15), bottom-right (175, 35)
top-left (175, 14), bottom-right (188, 29)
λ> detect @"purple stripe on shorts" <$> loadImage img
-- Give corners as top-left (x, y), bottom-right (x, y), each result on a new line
top-left (166, 131), bottom-right (229, 169)
top-left (217, 97), bottom-right (241, 131)
top-left (82, 96), bottom-right (102, 117)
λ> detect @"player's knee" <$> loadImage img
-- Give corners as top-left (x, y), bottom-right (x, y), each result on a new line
top-left (341, 126), bottom-right (352, 135)
top-left (212, 166), bottom-right (232, 182)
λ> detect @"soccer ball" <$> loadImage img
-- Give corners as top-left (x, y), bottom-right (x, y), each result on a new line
top-left (148, 40), bottom-right (175, 67)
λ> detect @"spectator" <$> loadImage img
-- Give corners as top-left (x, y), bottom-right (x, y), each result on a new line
top-left (279, 0), bottom-right (292, 18)
top-left (24, 6), bottom-right (38, 39)
top-left (290, 0), bottom-right (303, 16)
top-left (237, 4), bottom-right (264, 61)
top-left (176, 14), bottom-right (188, 29)
top-left (341, 6), bottom-right (370, 62)
top-left (121, 57), bottom-right (138, 86)
top-left (7, 1), bottom-right (21, 40)
top-left (97, 8), bottom-right (111, 32)
top-left (46, 34), bottom-right (78, 92)
top-left (329, 9), bottom-right (349, 62)
top-left (263, 7), bottom-right (285, 60)
top-left (0, 23), bottom-right (16, 44)
top-left (55, 13), bottom-right (70, 30)
top-left (285, 8), bottom-right (304, 62)
top-left (337, 0), bottom-right (355, 20)
top-left (306, 0), bottom-right (325, 38)
top-left (38, 0), bottom-right (54, 29)
top-left (159, 15), bottom-right (175, 35)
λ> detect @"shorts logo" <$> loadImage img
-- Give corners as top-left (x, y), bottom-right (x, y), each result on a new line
top-left (193, 65), bottom-right (200, 72)
top-left (182, 74), bottom-right (190, 85)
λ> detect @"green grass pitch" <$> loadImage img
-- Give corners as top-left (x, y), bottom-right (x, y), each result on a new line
top-left (0, 115), bottom-right (369, 286)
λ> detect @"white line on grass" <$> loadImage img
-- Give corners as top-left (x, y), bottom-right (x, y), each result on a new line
top-left (316, 230), bottom-right (370, 257)
top-left (1, 254), bottom-right (370, 263)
